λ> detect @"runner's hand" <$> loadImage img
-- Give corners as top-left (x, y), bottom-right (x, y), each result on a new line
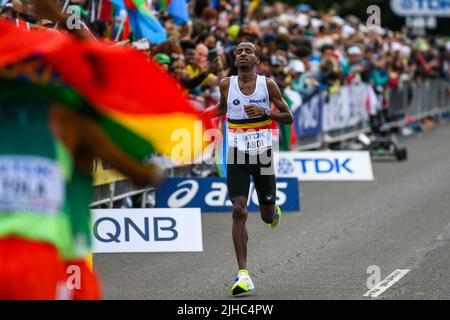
top-left (147, 163), bottom-right (165, 187)
top-left (244, 104), bottom-right (265, 117)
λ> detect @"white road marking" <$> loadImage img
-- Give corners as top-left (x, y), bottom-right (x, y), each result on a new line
top-left (363, 269), bottom-right (410, 298)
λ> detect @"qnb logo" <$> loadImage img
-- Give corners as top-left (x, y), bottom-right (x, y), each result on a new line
top-left (94, 217), bottom-right (178, 243)
top-left (168, 180), bottom-right (199, 208)
top-left (277, 158), bottom-right (295, 175)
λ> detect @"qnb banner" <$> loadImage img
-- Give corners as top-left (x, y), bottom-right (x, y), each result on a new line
top-left (391, 0), bottom-right (450, 17)
top-left (274, 151), bottom-right (374, 181)
top-left (92, 209), bottom-right (203, 253)
top-left (155, 177), bottom-right (300, 212)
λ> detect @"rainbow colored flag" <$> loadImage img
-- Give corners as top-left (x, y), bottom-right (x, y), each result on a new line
top-left (214, 117), bottom-right (228, 178)
top-left (109, 0), bottom-right (167, 44)
top-left (0, 20), bottom-right (210, 165)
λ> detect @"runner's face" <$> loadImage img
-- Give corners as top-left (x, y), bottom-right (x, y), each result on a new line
top-left (235, 44), bottom-right (258, 70)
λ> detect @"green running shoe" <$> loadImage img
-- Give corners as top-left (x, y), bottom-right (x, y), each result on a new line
top-left (267, 205), bottom-right (282, 229)
top-left (231, 270), bottom-right (255, 296)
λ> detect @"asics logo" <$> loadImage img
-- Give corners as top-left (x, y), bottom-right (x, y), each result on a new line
top-left (167, 180), bottom-right (199, 207)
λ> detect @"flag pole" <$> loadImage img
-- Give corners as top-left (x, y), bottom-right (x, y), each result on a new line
top-left (115, 11), bottom-right (127, 41)
top-left (54, 0), bottom-right (70, 29)
top-left (91, 0), bottom-right (97, 22)
top-left (240, 0), bottom-right (245, 26)
top-left (97, 0), bottom-right (103, 20)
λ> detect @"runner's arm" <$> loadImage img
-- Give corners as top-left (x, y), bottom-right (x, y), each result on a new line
top-left (266, 78), bottom-right (294, 124)
top-left (50, 106), bottom-right (163, 187)
top-left (202, 77), bottom-right (229, 118)
top-left (218, 77), bottom-right (230, 117)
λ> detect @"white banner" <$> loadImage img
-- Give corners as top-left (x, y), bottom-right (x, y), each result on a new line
top-left (92, 208), bottom-right (203, 253)
top-left (391, 0), bottom-right (450, 17)
top-left (322, 84), bottom-right (373, 132)
top-left (274, 151), bottom-right (374, 181)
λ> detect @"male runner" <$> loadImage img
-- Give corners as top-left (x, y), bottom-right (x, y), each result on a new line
top-left (218, 42), bottom-right (293, 296)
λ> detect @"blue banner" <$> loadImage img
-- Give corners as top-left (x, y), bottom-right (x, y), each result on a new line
top-left (156, 177), bottom-right (300, 212)
top-left (294, 93), bottom-right (322, 137)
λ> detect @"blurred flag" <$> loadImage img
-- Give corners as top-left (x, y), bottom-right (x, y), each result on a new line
top-left (249, 0), bottom-right (260, 11)
top-left (214, 117), bottom-right (228, 178)
top-left (0, 20), bottom-right (210, 164)
top-left (210, 0), bottom-right (219, 9)
top-left (109, 0), bottom-right (167, 44)
top-left (159, 0), bottom-right (189, 24)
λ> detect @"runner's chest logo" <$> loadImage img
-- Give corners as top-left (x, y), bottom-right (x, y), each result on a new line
top-left (249, 98), bottom-right (267, 104)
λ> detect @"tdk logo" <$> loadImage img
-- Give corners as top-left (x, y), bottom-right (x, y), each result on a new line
top-left (243, 131), bottom-right (266, 141)
top-left (249, 98), bottom-right (266, 104)
top-left (401, 0), bottom-right (450, 10)
top-left (278, 157), bottom-right (353, 174)
top-left (277, 158), bottom-right (295, 175)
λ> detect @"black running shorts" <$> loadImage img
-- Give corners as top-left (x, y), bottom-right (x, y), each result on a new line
top-left (226, 147), bottom-right (276, 205)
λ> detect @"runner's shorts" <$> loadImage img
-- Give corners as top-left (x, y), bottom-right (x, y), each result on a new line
top-left (0, 237), bottom-right (69, 300)
top-left (226, 147), bottom-right (276, 205)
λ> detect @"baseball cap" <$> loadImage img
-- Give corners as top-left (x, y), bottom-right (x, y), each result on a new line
top-left (347, 46), bottom-right (362, 55)
top-left (154, 53), bottom-right (171, 65)
top-left (288, 59), bottom-right (305, 73)
top-left (297, 4), bottom-right (311, 13)
top-left (227, 25), bottom-right (240, 39)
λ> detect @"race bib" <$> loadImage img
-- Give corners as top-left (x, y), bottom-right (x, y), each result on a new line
top-left (0, 156), bottom-right (64, 215)
top-left (229, 129), bottom-right (273, 152)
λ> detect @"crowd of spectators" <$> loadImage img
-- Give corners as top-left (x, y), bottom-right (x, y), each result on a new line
top-left (2, 0), bottom-right (450, 111)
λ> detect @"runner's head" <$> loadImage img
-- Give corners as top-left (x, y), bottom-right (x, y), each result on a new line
top-left (235, 42), bottom-right (259, 72)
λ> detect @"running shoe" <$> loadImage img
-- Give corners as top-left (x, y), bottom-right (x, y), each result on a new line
top-left (267, 205), bottom-right (282, 229)
top-left (231, 270), bottom-right (255, 296)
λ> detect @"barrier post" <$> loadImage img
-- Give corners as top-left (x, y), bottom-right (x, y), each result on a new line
top-left (108, 182), bottom-right (115, 208)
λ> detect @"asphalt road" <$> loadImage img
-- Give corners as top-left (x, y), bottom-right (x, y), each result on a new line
top-left (95, 121), bottom-right (450, 300)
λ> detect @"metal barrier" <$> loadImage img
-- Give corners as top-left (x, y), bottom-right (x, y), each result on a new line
top-left (387, 79), bottom-right (450, 128)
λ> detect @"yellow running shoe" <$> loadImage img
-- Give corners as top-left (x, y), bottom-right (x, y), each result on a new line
top-left (267, 205), bottom-right (282, 229)
top-left (231, 270), bottom-right (255, 296)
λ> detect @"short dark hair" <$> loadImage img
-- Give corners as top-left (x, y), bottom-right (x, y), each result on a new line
top-left (320, 44), bottom-right (334, 53)
top-left (296, 45), bottom-right (312, 59)
top-left (236, 42), bottom-right (258, 55)
top-left (180, 40), bottom-right (196, 52)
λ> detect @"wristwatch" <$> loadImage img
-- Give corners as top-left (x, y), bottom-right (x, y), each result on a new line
top-left (264, 108), bottom-right (272, 117)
